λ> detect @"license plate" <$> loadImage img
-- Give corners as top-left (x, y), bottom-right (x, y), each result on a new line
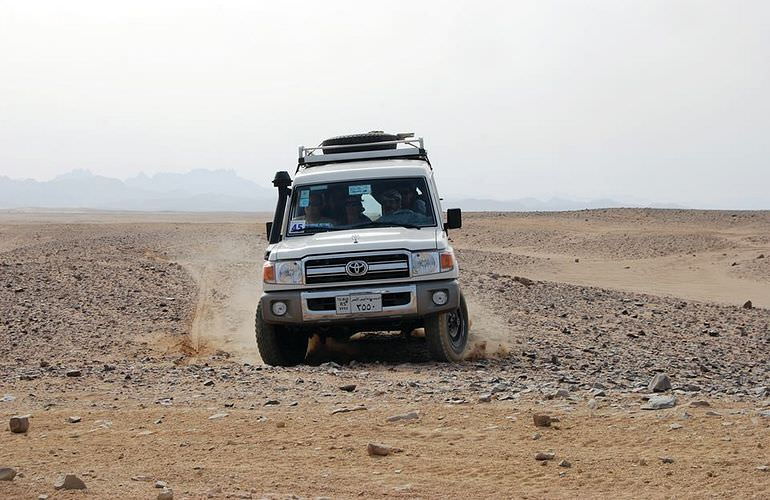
top-left (335, 294), bottom-right (382, 315)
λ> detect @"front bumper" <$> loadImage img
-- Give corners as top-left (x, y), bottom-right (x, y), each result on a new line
top-left (260, 279), bottom-right (460, 325)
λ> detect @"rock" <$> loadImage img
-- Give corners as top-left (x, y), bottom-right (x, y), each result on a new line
top-left (67, 416), bottom-right (81, 424)
top-left (668, 423), bottom-right (683, 431)
top-left (339, 384), bottom-right (356, 392)
top-left (648, 373), bottom-right (672, 393)
top-left (533, 414), bottom-right (552, 427)
top-left (53, 473), bottom-right (86, 490)
top-left (641, 395), bottom-right (676, 410)
top-left (0, 467), bottom-right (17, 481)
top-left (331, 405), bottom-right (367, 415)
top-left (490, 383), bottom-right (508, 393)
top-left (386, 411), bottom-right (419, 423)
top-left (158, 488), bottom-right (174, 500)
top-left (558, 459), bottom-right (572, 468)
top-left (547, 388), bottom-right (570, 399)
top-left (681, 384), bottom-right (701, 392)
top-left (203, 379), bottom-right (215, 387)
top-left (208, 413), bottom-right (229, 420)
top-left (65, 369), bottom-right (81, 377)
top-left (759, 410), bottom-right (770, 418)
top-left (757, 465), bottom-right (769, 472)
top-left (587, 399), bottom-right (599, 410)
top-left (535, 452), bottom-right (555, 461)
top-left (9, 415), bottom-right (30, 433)
top-left (532, 433), bottom-right (541, 440)
top-left (705, 411), bottom-right (722, 417)
top-left (155, 480), bottom-right (168, 488)
top-left (659, 456), bottom-right (675, 464)
top-left (513, 276), bottom-right (534, 286)
top-left (690, 400), bottom-right (711, 408)
top-left (759, 254), bottom-right (766, 259)
top-left (264, 399), bottom-right (280, 406)
top-left (478, 394), bottom-right (492, 403)
top-left (743, 300), bottom-right (753, 309)
top-left (367, 443), bottom-right (398, 457)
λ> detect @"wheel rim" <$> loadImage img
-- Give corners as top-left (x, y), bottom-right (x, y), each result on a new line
top-left (446, 307), bottom-right (467, 354)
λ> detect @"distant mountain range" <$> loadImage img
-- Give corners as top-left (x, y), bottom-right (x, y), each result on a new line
top-left (0, 169), bottom-right (683, 212)
top-left (441, 197), bottom-right (684, 211)
top-left (0, 169), bottom-right (276, 212)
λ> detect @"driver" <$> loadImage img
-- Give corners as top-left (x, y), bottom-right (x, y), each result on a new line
top-left (398, 185), bottom-right (427, 215)
top-left (378, 188), bottom-right (432, 225)
top-left (380, 188), bottom-right (403, 216)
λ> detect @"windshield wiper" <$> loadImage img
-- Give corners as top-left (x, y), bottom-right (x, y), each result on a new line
top-left (347, 221), bottom-right (423, 230)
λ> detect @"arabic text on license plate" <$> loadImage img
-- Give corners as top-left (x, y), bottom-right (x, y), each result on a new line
top-left (335, 294), bottom-right (381, 314)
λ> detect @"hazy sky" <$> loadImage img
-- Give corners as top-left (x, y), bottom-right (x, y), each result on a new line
top-left (1, 1), bottom-right (768, 208)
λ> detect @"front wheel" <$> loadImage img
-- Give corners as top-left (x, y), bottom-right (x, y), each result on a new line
top-left (425, 293), bottom-right (469, 362)
top-left (255, 304), bottom-right (308, 366)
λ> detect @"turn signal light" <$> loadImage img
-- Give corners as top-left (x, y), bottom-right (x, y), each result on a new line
top-left (440, 251), bottom-right (455, 271)
top-left (263, 262), bottom-right (275, 283)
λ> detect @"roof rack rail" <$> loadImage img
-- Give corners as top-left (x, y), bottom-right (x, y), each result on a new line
top-left (297, 134), bottom-right (430, 171)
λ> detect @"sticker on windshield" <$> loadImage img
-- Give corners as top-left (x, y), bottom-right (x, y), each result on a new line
top-left (349, 184), bottom-right (371, 195)
top-left (310, 185), bottom-right (327, 191)
top-left (299, 189), bottom-right (310, 207)
top-left (289, 221), bottom-right (305, 233)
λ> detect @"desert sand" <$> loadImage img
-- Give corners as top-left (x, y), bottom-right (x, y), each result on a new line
top-left (1, 208), bottom-right (769, 499)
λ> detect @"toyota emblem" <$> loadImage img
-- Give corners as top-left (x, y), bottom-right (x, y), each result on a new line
top-left (345, 260), bottom-right (368, 277)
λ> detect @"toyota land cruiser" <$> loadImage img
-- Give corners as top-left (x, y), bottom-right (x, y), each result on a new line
top-left (257, 132), bottom-right (467, 366)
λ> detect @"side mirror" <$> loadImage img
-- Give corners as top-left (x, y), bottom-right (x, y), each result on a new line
top-left (444, 208), bottom-right (462, 230)
top-left (265, 221), bottom-right (273, 239)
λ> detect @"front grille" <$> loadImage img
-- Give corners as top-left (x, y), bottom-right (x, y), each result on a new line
top-left (305, 253), bottom-right (410, 284)
top-left (306, 291), bottom-right (412, 312)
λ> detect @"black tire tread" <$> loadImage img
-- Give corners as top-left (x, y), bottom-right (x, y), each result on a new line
top-left (255, 304), bottom-right (307, 366)
top-left (321, 131), bottom-right (399, 154)
top-left (425, 293), bottom-right (469, 362)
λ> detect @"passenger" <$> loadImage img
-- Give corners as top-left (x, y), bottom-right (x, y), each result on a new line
top-left (342, 195), bottom-right (371, 225)
top-left (304, 192), bottom-right (336, 225)
top-left (398, 185), bottom-right (427, 215)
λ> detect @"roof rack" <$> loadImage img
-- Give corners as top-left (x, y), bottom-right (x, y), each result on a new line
top-left (297, 134), bottom-right (430, 171)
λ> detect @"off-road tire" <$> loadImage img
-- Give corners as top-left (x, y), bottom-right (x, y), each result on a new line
top-left (321, 131), bottom-right (399, 154)
top-left (425, 293), bottom-right (469, 362)
top-left (255, 304), bottom-right (308, 366)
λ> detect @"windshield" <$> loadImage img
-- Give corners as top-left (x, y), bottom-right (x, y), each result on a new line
top-left (286, 177), bottom-right (436, 235)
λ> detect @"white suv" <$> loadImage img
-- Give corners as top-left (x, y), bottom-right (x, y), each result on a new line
top-left (257, 132), bottom-right (467, 365)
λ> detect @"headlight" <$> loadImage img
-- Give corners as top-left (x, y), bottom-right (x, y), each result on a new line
top-left (411, 251), bottom-right (455, 276)
top-left (263, 260), bottom-right (303, 284)
top-left (411, 252), bottom-right (440, 276)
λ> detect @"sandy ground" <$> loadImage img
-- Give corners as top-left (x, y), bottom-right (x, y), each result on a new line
top-left (1, 208), bottom-right (769, 499)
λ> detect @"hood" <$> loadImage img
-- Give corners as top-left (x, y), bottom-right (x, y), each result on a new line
top-left (270, 227), bottom-right (440, 260)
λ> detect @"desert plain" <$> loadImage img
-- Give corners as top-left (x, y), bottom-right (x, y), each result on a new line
top-left (1, 208), bottom-right (769, 499)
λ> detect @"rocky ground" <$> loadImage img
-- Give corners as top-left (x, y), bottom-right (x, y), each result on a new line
top-left (1, 209), bottom-right (769, 499)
